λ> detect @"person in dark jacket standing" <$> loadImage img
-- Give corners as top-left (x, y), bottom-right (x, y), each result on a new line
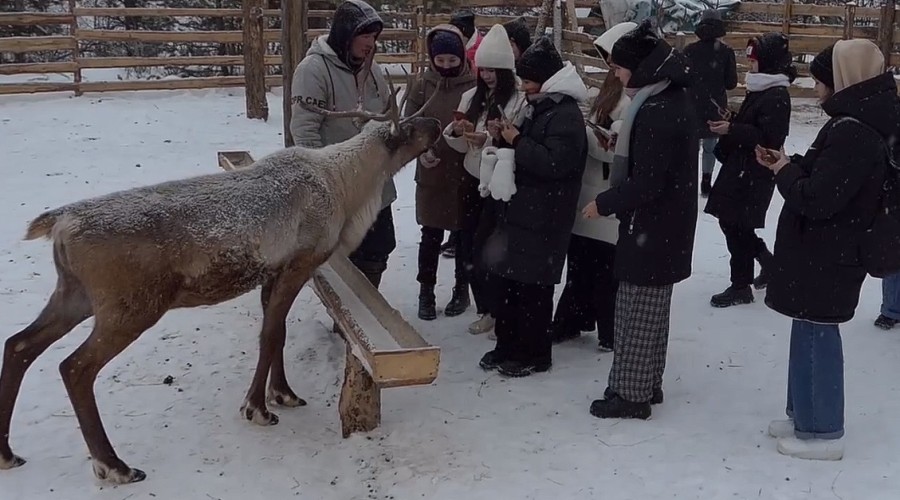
top-left (759, 39), bottom-right (899, 461)
top-left (478, 36), bottom-right (589, 378)
top-left (683, 9), bottom-right (738, 197)
top-left (704, 33), bottom-right (795, 307)
top-left (582, 20), bottom-right (698, 419)
top-left (407, 25), bottom-right (477, 321)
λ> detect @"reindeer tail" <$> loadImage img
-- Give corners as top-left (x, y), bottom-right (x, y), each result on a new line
top-left (24, 210), bottom-right (62, 240)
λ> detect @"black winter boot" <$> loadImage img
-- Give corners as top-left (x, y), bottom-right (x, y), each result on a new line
top-left (700, 173), bottom-right (712, 198)
top-left (604, 386), bottom-right (663, 405)
top-left (444, 282), bottom-right (470, 317)
top-left (710, 285), bottom-right (754, 308)
top-left (589, 395), bottom-right (651, 420)
top-left (753, 248), bottom-right (774, 290)
top-left (875, 314), bottom-right (899, 330)
top-left (418, 284), bottom-right (437, 321)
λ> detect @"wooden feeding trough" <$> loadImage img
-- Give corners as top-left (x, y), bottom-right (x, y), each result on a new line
top-left (215, 150), bottom-right (441, 437)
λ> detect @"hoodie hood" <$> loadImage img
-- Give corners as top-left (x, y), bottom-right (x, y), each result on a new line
top-left (325, 0), bottom-right (384, 72)
top-left (831, 39), bottom-right (885, 93)
top-left (535, 62), bottom-right (589, 102)
top-left (593, 21), bottom-right (638, 63)
top-left (626, 39), bottom-right (691, 89)
top-left (822, 72), bottom-right (898, 139)
top-left (424, 25), bottom-right (474, 83)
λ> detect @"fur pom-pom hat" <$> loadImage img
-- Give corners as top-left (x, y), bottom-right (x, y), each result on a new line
top-left (516, 36), bottom-right (564, 85)
top-left (475, 24), bottom-right (516, 70)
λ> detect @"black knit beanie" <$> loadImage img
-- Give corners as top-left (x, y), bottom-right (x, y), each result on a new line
top-left (516, 36), bottom-right (564, 85)
top-left (450, 10), bottom-right (476, 40)
top-left (810, 44), bottom-right (836, 90)
top-left (610, 20), bottom-right (659, 72)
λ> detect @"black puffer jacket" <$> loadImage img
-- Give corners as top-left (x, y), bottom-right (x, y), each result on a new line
top-left (703, 86), bottom-right (791, 228)
top-left (683, 15), bottom-right (737, 139)
top-left (482, 66), bottom-right (588, 286)
top-left (594, 40), bottom-right (699, 286)
top-left (766, 72), bottom-right (900, 324)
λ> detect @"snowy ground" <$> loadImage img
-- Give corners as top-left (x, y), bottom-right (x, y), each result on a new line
top-left (1, 89), bottom-right (898, 500)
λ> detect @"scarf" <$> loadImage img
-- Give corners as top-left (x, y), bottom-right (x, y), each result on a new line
top-left (745, 73), bottom-right (791, 92)
top-left (608, 79), bottom-right (670, 188)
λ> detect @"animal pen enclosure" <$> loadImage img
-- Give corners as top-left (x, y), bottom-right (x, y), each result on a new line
top-left (1, 1), bottom-right (899, 106)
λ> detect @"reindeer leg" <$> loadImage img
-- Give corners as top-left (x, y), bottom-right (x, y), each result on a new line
top-left (242, 265), bottom-right (312, 424)
top-left (266, 277), bottom-right (306, 408)
top-left (59, 308), bottom-right (165, 484)
top-left (0, 273), bottom-right (92, 470)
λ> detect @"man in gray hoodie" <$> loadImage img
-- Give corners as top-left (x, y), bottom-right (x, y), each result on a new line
top-left (290, 0), bottom-right (396, 288)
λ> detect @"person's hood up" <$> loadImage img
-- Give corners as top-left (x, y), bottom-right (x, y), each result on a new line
top-left (831, 39), bottom-right (886, 93)
top-left (822, 73), bottom-right (898, 140)
top-left (593, 22), bottom-right (638, 63)
top-left (325, 0), bottom-right (384, 72)
top-left (425, 24), bottom-right (472, 79)
top-left (626, 38), bottom-right (691, 89)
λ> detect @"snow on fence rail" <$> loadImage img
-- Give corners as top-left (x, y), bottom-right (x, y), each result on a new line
top-left (1, 0), bottom-right (898, 102)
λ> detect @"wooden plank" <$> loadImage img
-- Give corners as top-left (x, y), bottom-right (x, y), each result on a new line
top-left (286, 0), bottom-right (306, 147)
top-left (0, 35), bottom-right (76, 53)
top-left (0, 81), bottom-right (77, 95)
top-left (76, 29), bottom-right (281, 43)
top-left (0, 12), bottom-right (74, 26)
top-left (561, 29), bottom-right (594, 45)
top-left (372, 349), bottom-right (441, 389)
top-left (304, 28), bottom-right (416, 41)
top-left (73, 7), bottom-right (281, 18)
top-left (878, 0), bottom-right (897, 61)
top-left (78, 55), bottom-right (282, 68)
top-left (0, 61), bottom-right (77, 75)
top-left (68, 0), bottom-right (82, 97)
top-left (307, 9), bottom-right (415, 20)
top-left (727, 21), bottom-right (876, 39)
top-left (243, 0), bottom-right (268, 120)
top-left (667, 33), bottom-right (840, 54)
top-left (77, 75), bottom-right (281, 93)
top-left (464, 0), bottom-right (594, 7)
top-left (735, 2), bottom-right (879, 18)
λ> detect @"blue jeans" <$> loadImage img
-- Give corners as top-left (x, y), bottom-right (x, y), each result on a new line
top-left (701, 137), bottom-right (718, 175)
top-left (785, 320), bottom-right (844, 440)
top-left (881, 272), bottom-right (900, 320)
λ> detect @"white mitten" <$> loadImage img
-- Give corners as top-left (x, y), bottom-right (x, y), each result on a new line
top-left (479, 147), bottom-right (499, 198)
top-left (489, 148), bottom-right (517, 202)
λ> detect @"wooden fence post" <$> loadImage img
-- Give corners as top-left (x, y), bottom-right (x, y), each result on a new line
top-left (282, 0), bottom-right (305, 147)
top-left (843, 2), bottom-right (857, 40)
top-left (878, 0), bottom-right (897, 62)
top-left (68, 0), bottom-right (82, 96)
top-left (782, 0), bottom-right (793, 35)
top-left (243, 0), bottom-right (268, 120)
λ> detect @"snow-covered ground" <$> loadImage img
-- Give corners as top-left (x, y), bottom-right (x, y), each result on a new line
top-left (1, 89), bottom-right (898, 500)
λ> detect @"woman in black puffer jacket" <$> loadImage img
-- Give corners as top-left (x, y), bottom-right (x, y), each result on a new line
top-left (757, 39), bottom-right (900, 461)
top-left (704, 33), bottom-right (795, 308)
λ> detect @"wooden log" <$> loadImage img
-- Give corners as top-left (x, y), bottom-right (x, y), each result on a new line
top-left (68, 0), bottom-right (82, 97)
top-left (0, 61), bottom-right (77, 75)
top-left (782, 0), bottom-right (793, 35)
top-left (77, 75), bottom-right (281, 93)
top-left (305, 28), bottom-right (417, 41)
top-left (463, 0), bottom-right (594, 7)
top-left (0, 12), bottom-right (74, 26)
top-left (243, 0), bottom-right (268, 121)
top-left (283, 0), bottom-right (306, 148)
top-left (0, 36), bottom-right (76, 53)
top-left (879, 0), bottom-right (897, 61)
top-left (727, 21), bottom-right (877, 39)
top-left (0, 81), bottom-right (77, 95)
top-left (76, 29), bottom-right (281, 43)
top-left (73, 7), bottom-right (281, 18)
top-left (736, 2), bottom-right (880, 18)
top-left (338, 343), bottom-right (381, 438)
top-left (844, 2), bottom-right (857, 40)
top-left (78, 55), bottom-right (282, 68)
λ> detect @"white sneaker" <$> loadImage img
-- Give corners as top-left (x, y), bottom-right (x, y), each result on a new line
top-left (468, 314), bottom-right (495, 335)
top-left (768, 419), bottom-right (795, 439)
top-left (776, 436), bottom-right (844, 461)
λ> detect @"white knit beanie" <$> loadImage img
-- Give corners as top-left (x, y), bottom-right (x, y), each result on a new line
top-left (475, 24), bottom-right (516, 70)
top-left (593, 21), bottom-right (638, 63)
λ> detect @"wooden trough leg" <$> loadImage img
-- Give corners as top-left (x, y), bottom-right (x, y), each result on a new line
top-left (339, 344), bottom-right (381, 438)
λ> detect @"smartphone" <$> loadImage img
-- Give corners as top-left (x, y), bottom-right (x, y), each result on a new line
top-left (756, 145), bottom-right (780, 163)
top-left (587, 120), bottom-right (612, 140)
top-left (495, 104), bottom-right (510, 124)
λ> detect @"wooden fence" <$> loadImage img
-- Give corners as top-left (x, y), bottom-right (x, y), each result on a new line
top-left (2, 0), bottom-right (899, 102)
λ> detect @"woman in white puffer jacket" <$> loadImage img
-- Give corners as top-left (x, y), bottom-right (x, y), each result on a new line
top-left (443, 23), bottom-right (527, 335)
top-left (550, 22), bottom-right (635, 350)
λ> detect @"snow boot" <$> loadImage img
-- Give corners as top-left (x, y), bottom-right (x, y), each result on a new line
top-left (777, 436), bottom-right (844, 461)
top-left (550, 320), bottom-right (581, 344)
top-left (418, 284), bottom-right (437, 321)
top-left (700, 173), bottom-right (712, 198)
top-left (497, 359), bottom-right (551, 378)
top-left (444, 282), bottom-right (470, 317)
top-left (604, 386), bottom-right (663, 405)
top-left (478, 350), bottom-right (507, 371)
top-left (468, 314), bottom-right (495, 335)
top-left (589, 394), bottom-right (651, 420)
top-left (768, 419), bottom-right (795, 439)
top-left (754, 248), bottom-right (774, 290)
top-left (710, 285), bottom-right (754, 308)
top-left (875, 314), bottom-right (899, 330)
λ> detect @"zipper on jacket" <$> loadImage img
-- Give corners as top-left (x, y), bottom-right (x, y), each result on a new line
top-left (628, 211), bottom-right (637, 235)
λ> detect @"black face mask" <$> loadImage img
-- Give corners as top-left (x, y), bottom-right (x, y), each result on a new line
top-left (434, 64), bottom-right (462, 78)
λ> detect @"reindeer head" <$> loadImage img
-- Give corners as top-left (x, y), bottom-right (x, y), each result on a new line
top-left (298, 69), bottom-right (443, 174)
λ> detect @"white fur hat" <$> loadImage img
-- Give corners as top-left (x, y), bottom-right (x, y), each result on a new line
top-left (594, 21), bottom-right (638, 62)
top-left (475, 24), bottom-right (516, 70)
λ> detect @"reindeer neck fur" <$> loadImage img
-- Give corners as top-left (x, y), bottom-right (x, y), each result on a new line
top-left (320, 123), bottom-right (399, 216)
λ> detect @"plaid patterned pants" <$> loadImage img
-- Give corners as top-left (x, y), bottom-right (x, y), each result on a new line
top-left (608, 281), bottom-right (674, 403)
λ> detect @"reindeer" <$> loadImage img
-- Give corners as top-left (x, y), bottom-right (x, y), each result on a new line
top-left (0, 77), bottom-right (442, 484)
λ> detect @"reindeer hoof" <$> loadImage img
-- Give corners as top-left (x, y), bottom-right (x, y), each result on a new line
top-left (240, 402), bottom-right (279, 426)
top-left (92, 460), bottom-right (146, 484)
top-left (0, 454), bottom-right (26, 470)
top-left (268, 386), bottom-right (308, 408)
